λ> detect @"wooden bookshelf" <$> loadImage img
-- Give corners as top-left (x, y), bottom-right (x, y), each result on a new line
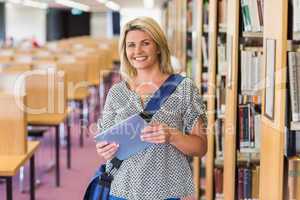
top-left (259, 0), bottom-right (288, 200)
top-left (163, 0), bottom-right (187, 69)
top-left (194, 0), bottom-right (204, 199)
top-left (205, 0), bottom-right (218, 199)
top-left (223, 0), bottom-right (239, 199)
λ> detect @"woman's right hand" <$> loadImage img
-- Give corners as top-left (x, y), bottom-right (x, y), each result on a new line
top-left (96, 141), bottom-right (119, 161)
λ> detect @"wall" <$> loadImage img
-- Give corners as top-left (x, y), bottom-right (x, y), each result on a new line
top-left (5, 3), bottom-right (46, 45)
top-left (91, 12), bottom-right (108, 38)
top-left (120, 8), bottom-right (162, 28)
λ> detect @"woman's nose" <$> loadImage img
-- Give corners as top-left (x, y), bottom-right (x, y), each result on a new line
top-left (134, 45), bottom-right (142, 54)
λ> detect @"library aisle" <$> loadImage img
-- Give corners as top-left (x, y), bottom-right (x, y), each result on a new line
top-left (0, 126), bottom-right (104, 200)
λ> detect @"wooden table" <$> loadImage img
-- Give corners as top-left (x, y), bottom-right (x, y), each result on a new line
top-left (0, 141), bottom-right (40, 200)
top-left (28, 112), bottom-right (68, 187)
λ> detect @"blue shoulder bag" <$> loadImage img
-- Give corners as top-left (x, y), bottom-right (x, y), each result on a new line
top-left (83, 74), bottom-right (184, 200)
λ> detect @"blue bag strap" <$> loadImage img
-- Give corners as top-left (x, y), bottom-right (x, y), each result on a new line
top-left (143, 74), bottom-right (184, 118)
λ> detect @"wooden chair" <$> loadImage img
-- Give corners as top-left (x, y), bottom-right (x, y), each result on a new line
top-left (33, 49), bottom-right (56, 61)
top-left (1, 63), bottom-right (32, 73)
top-left (73, 50), bottom-right (101, 86)
top-left (0, 75), bottom-right (39, 200)
top-left (57, 56), bottom-right (89, 158)
top-left (0, 56), bottom-right (12, 63)
top-left (25, 69), bottom-right (67, 187)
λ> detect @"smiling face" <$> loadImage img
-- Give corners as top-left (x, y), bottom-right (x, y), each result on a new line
top-left (125, 29), bottom-right (160, 72)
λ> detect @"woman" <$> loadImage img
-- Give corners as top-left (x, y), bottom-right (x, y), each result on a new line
top-left (96, 17), bottom-right (207, 200)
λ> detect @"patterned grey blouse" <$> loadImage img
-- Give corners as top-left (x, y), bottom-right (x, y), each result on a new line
top-left (98, 77), bottom-right (207, 200)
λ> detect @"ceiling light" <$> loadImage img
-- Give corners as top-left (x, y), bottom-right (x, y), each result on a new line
top-left (96, 0), bottom-right (107, 3)
top-left (6, 0), bottom-right (22, 4)
top-left (144, 0), bottom-right (154, 9)
top-left (23, 0), bottom-right (47, 9)
top-left (105, 1), bottom-right (120, 11)
top-left (55, 0), bottom-right (90, 12)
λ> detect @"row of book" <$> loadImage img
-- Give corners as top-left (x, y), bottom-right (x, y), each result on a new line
top-left (241, 0), bottom-right (264, 32)
top-left (287, 159), bottom-right (300, 200)
top-left (288, 51), bottom-right (300, 122)
top-left (202, 36), bottom-right (209, 67)
top-left (215, 118), bottom-right (224, 158)
top-left (216, 75), bottom-right (226, 119)
top-left (240, 50), bottom-right (263, 95)
top-left (237, 166), bottom-right (260, 200)
top-left (217, 40), bottom-right (227, 76)
top-left (238, 95), bottom-right (261, 152)
top-left (285, 130), bottom-right (300, 157)
top-left (214, 167), bottom-right (224, 200)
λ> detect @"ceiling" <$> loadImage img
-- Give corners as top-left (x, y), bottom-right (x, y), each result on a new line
top-left (6, 0), bottom-right (165, 12)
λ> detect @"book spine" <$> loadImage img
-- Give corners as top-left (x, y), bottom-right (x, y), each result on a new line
top-left (288, 52), bottom-right (300, 121)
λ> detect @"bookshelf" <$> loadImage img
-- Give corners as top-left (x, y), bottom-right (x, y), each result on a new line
top-left (189, 0), bottom-right (204, 199)
top-left (223, 0), bottom-right (264, 199)
top-left (223, 0), bottom-right (239, 199)
top-left (259, 0), bottom-right (287, 199)
top-left (284, 0), bottom-right (300, 199)
top-left (205, 0), bottom-right (218, 199)
top-left (163, 1), bottom-right (292, 200)
top-left (163, 0), bottom-right (187, 70)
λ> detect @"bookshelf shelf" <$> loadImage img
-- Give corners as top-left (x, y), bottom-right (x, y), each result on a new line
top-left (291, 121), bottom-right (300, 131)
top-left (242, 32), bottom-right (263, 38)
top-left (240, 46), bottom-right (263, 52)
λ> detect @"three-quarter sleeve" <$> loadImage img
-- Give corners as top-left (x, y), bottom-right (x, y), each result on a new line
top-left (182, 78), bottom-right (207, 133)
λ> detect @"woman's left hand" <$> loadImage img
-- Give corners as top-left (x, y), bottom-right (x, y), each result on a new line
top-left (140, 122), bottom-right (179, 144)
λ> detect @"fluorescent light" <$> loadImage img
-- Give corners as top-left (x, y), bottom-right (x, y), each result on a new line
top-left (144, 0), bottom-right (154, 9)
top-left (23, 0), bottom-right (47, 9)
top-left (96, 0), bottom-right (107, 3)
top-left (7, 0), bottom-right (22, 4)
top-left (105, 1), bottom-right (120, 11)
top-left (55, 0), bottom-right (90, 12)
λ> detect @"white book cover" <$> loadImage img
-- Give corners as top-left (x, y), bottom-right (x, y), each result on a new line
top-left (288, 52), bottom-right (299, 121)
top-left (293, 0), bottom-right (300, 32)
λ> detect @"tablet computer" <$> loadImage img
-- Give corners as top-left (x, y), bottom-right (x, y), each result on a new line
top-left (94, 113), bottom-right (152, 160)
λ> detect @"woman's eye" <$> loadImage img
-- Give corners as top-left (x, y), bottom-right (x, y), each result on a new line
top-left (127, 43), bottom-right (135, 48)
top-left (142, 42), bottom-right (150, 46)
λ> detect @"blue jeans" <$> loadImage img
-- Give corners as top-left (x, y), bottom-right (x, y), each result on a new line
top-left (109, 195), bottom-right (180, 200)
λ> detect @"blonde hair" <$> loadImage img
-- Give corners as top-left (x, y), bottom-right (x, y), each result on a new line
top-left (119, 17), bottom-right (173, 78)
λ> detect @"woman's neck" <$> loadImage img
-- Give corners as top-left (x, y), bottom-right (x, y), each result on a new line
top-left (134, 64), bottom-right (165, 83)
top-left (126, 69), bottom-right (170, 94)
